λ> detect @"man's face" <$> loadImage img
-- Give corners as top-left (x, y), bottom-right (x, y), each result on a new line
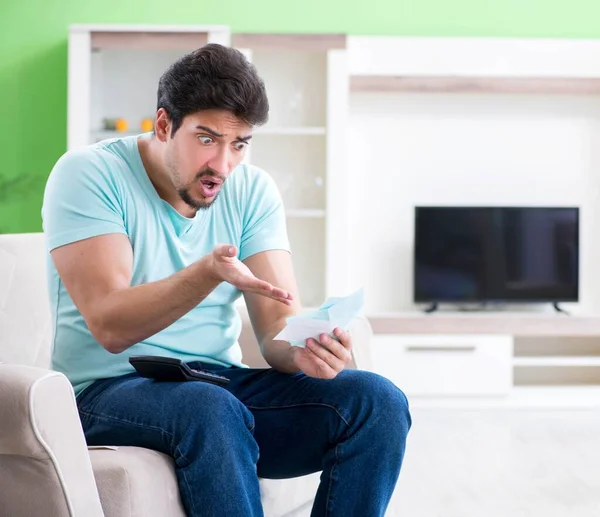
top-left (163, 109), bottom-right (252, 210)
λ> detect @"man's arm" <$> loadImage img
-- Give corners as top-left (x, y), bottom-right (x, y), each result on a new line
top-left (244, 250), bottom-right (354, 378)
top-left (242, 250), bottom-right (302, 373)
top-left (51, 234), bottom-right (291, 354)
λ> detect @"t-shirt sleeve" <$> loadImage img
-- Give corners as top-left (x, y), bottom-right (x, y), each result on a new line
top-left (42, 148), bottom-right (127, 252)
top-left (239, 167), bottom-right (290, 261)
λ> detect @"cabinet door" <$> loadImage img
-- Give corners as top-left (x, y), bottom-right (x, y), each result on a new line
top-left (371, 334), bottom-right (513, 396)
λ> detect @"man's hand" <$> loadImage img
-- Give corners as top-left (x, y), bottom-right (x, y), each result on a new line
top-left (292, 328), bottom-right (352, 379)
top-left (211, 245), bottom-right (293, 305)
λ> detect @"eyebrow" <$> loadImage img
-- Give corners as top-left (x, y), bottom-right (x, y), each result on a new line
top-left (195, 124), bottom-right (252, 143)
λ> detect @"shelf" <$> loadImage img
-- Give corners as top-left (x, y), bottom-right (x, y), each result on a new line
top-left (285, 209), bottom-right (325, 218)
top-left (350, 75), bottom-right (600, 95)
top-left (254, 126), bottom-right (326, 136)
top-left (233, 33), bottom-right (345, 51)
top-left (92, 130), bottom-right (143, 140)
top-left (513, 356), bottom-right (600, 367)
top-left (92, 127), bottom-right (326, 141)
top-left (409, 386), bottom-right (600, 409)
top-left (250, 50), bottom-right (327, 128)
top-left (367, 313), bottom-right (600, 337)
top-left (91, 31), bottom-right (208, 51)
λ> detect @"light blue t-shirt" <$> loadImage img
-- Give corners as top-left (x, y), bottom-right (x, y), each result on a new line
top-left (42, 134), bottom-right (290, 396)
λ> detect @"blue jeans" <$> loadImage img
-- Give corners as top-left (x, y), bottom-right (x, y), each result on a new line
top-left (77, 363), bottom-right (411, 517)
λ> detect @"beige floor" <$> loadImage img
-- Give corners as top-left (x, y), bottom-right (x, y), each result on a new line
top-left (388, 408), bottom-right (600, 517)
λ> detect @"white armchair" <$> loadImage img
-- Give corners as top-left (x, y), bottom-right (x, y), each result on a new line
top-left (0, 232), bottom-right (373, 517)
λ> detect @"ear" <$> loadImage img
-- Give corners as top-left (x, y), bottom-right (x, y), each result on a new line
top-left (155, 108), bottom-right (171, 142)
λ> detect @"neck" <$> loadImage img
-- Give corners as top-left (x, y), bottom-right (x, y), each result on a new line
top-left (137, 136), bottom-right (196, 217)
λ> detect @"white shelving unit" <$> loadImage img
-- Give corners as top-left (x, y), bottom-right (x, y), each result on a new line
top-left (345, 35), bottom-right (600, 408)
top-left (367, 313), bottom-right (600, 408)
top-left (68, 26), bottom-right (351, 309)
top-left (67, 24), bottom-right (231, 150)
top-left (234, 34), bottom-right (350, 308)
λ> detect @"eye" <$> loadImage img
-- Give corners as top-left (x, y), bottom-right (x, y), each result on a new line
top-left (233, 141), bottom-right (248, 151)
top-left (198, 135), bottom-right (214, 145)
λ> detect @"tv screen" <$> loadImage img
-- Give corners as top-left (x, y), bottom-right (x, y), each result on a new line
top-left (413, 206), bottom-right (579, 303)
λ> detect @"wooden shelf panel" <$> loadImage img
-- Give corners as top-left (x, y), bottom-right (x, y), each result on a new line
top-left (286, 209), bottom-right (326, 218)
top-left (233, 33), bottom-right (346, 51)
top-left (368, 313), bottom-right (600, 336)
top-left (255, 126), bottom-right (326, 135)
top-left (91, 31), bottom-right (208, 51)
top-left (350, 75), bottom-right (600, 95)
top-left (514, 356), bottom-right (600, 367)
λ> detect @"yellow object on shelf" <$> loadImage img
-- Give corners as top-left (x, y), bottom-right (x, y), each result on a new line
top-left (115, 118), bottom-right (128, 133)
top-left (141, 118), bottom-right (154, 133)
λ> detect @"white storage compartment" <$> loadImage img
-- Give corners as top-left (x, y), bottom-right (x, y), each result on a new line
top-left (371, 334), bottom-right (513, 396)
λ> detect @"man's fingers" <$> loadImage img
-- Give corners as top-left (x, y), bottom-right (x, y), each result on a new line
top-left (240, 278), bottom-right (292, 299)
top-left (238, 277), bottom-right (273, 292)
top-left (246, 286), bottom-right (292, 305)
top-left (333, 328), bottom-right (352, 350)
top-left (304, 344), bottom-right (338, 379)
top-left (269, 295), bottom-right (292, 305)
top-left (271, 287), bottom-right (293, 300)
top-left (306, 338), bottom-right (346, 372)
top-left (316, 333), bottom-right (352, 364)
top-left (251, 285), bottom-right (292, 302)
top-left (214, 244), bottom-right (237, 258)
top-left (267, 293), bottom-right (292, 305)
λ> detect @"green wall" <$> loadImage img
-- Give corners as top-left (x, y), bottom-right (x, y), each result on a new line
top-left (2, 0), bottom-right (600, 233)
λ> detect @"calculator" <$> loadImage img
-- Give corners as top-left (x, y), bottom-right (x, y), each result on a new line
top-left (129, 356), bottom-right (230, 386)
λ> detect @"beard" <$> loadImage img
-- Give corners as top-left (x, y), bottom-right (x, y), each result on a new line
top-left (176, 168), bottom-right (226, 211)
top-left (177, 186), bottom-right (217, 210)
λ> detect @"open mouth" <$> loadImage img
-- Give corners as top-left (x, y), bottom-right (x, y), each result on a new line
top-left (199, 179), bottom-right (221, 198)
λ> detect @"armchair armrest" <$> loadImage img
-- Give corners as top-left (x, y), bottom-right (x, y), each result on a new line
top-left (347, 315), bottom-right (374, 372)
top-left (0, 364), bottom-right (104, 517)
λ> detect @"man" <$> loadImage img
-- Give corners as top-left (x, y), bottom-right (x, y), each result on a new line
top-left (43, 43), bottom-right (411, 517)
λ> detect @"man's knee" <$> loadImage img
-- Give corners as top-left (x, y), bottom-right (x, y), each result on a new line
top-left (340, 370), bottom-right (412, 438)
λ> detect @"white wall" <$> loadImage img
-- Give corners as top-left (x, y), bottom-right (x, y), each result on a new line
top-left (348, 92), bottom-right (600, 314)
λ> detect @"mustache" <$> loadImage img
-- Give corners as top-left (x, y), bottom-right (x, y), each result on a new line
top-left (194, 169), bottom-right (226, 183)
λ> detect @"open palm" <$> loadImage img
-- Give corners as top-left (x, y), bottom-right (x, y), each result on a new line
top-left (211, 245), bottom-right (292, 304)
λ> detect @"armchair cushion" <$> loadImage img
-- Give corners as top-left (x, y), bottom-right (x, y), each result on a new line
top-left (88, 447), bottom-right (321, 517)
top-left (89, 446), bottom-right (185, 517)
top-left (0, 364), bottom-right (104, 517)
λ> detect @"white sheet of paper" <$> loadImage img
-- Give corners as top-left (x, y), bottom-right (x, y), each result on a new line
top-left (274, 288), bottom-right (364, 347)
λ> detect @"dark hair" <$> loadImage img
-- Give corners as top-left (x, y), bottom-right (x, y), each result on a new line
top-left (157, 43), bottom-right (269, 135)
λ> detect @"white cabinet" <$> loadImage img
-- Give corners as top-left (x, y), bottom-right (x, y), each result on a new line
top-left (367, 315), bottom-right (600, 407)
top-left (67, 26), bottom-right (351, 309)
top-left (233, 34), bottom-right (350, 308)
top-left (371, 334), bottom-right (513, 396)
top-left (67, 25), bottom-right (231, 151)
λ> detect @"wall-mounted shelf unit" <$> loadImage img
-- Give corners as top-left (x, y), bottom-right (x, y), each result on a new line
top-left (67, 24), bottom-right (230, 151)
top-left (68, 26), bottom-right (352, 309)
top-left (234, 33), bottom-right (350, 308)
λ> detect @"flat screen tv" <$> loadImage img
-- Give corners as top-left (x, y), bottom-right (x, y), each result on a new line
top-left (413, 206), bottom-right (580, 304)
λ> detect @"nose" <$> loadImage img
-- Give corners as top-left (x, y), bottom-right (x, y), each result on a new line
top-left (207, 146), bottom-right (231, 176)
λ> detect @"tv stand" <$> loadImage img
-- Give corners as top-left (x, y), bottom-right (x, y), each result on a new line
top-left (423, 301), bottom-right (571, 315)
top-left (553, 302), bottom-right (570, 315)
top-left (424, 303), bottom-right (438, 314)
top-left (367, 313), bottom-right (600, 409)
